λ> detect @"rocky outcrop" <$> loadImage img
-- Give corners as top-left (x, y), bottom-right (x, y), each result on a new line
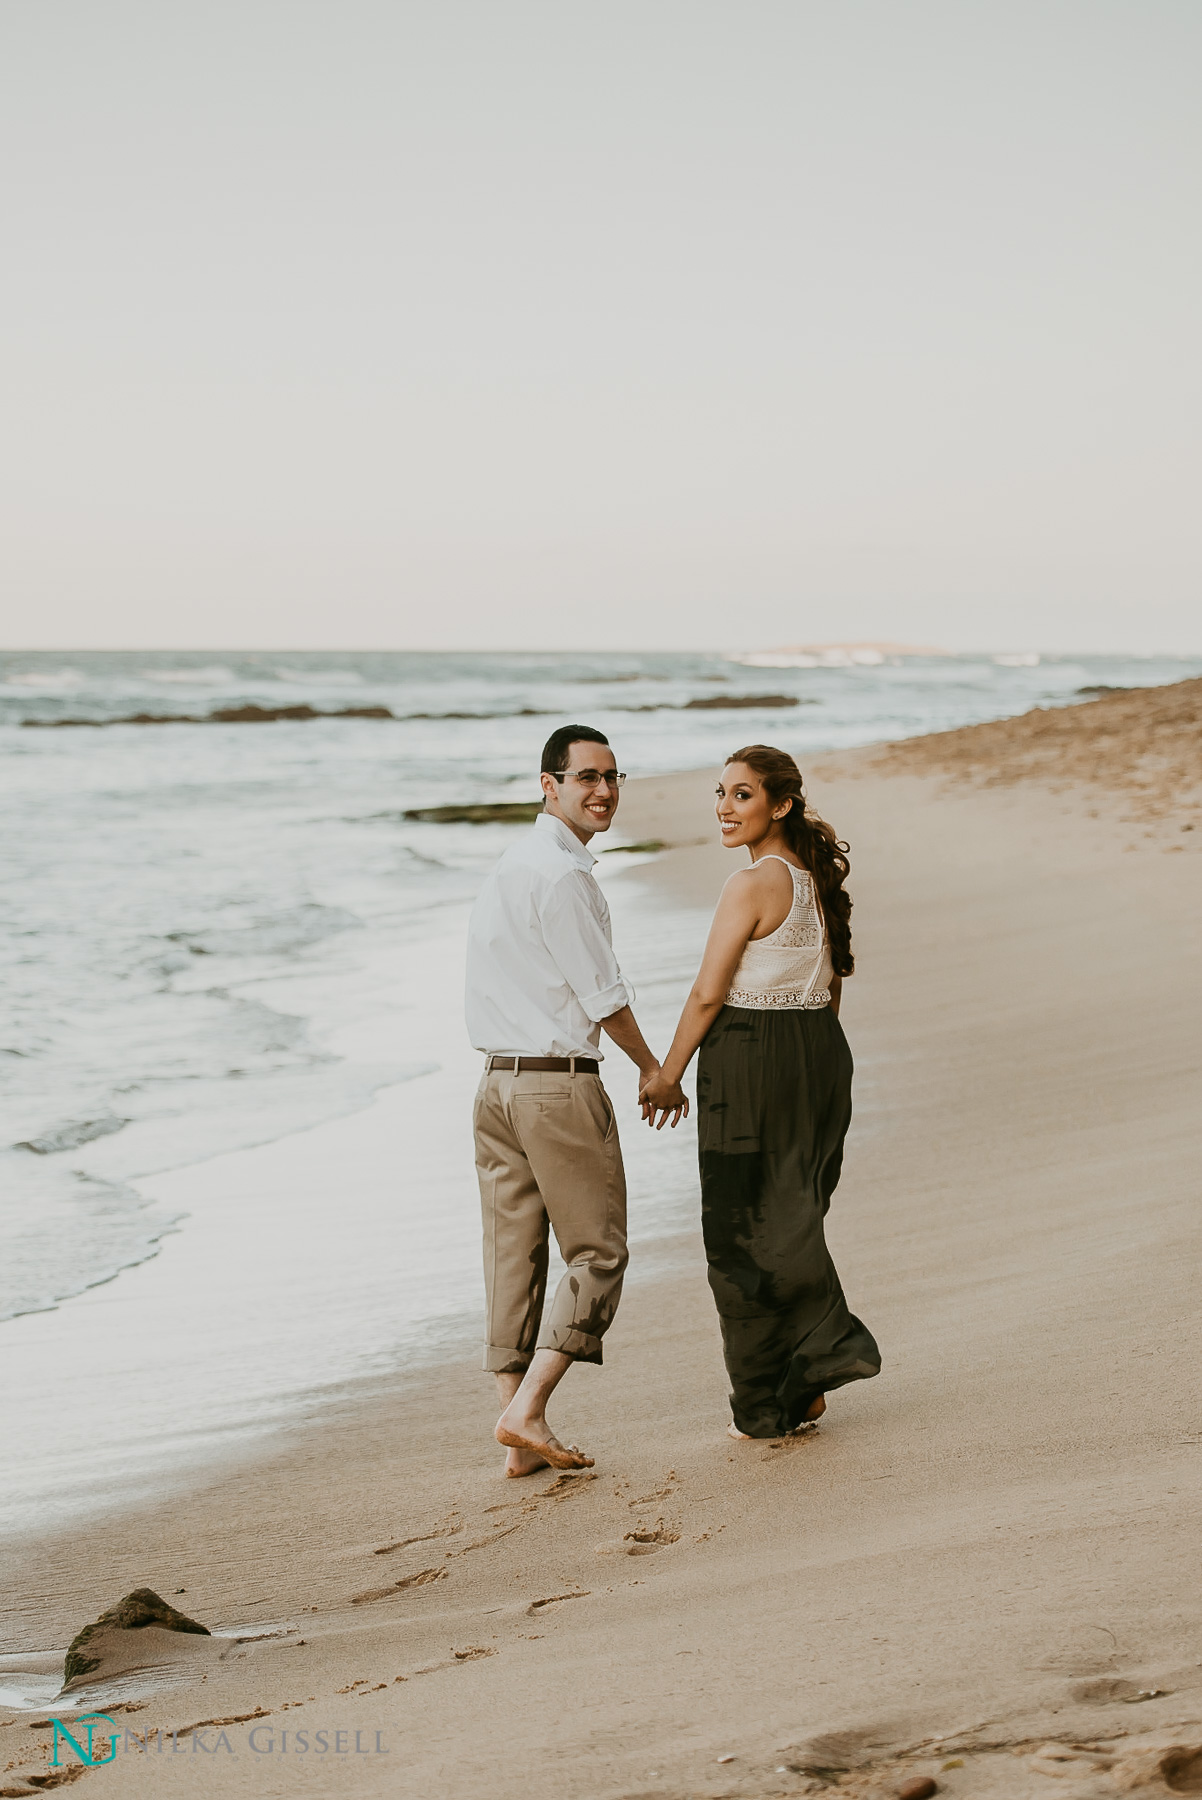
top-left (63, 1589), bottom-right (210, 1689)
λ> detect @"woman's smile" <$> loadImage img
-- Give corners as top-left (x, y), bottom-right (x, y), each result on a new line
top-left (716, 765), bottom-right (777, 849)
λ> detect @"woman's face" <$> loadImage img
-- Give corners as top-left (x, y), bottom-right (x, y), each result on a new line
top-left (715, 762), bottom-right (786, 850)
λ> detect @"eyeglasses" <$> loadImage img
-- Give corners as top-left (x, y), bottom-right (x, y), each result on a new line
top-left (552, 769), bottom-right (626, 789)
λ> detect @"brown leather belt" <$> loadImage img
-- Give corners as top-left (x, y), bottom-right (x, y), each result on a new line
top-left (484, 1055), bottom-right (600, 1075)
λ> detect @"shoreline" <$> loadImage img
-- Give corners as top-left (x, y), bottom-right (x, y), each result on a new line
top-left (0, 868), bottom-right (710, 1553)
top-left (4, 687), bottom-right (1201, 1798)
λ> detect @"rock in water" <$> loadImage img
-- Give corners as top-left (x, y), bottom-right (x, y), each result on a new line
top-left (402, 801), bottom-right (544, 824)
top-left (64, 1588), bottom-right (210, 1687)
top-left (682, 693), bottom-right (800, 710)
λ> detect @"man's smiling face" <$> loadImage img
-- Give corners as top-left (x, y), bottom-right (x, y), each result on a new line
top-left (541, 738), bottom-right (621, 843)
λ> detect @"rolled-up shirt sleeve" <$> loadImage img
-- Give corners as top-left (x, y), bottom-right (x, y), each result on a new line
top-left (539, 869), bottom-right (633, 1023)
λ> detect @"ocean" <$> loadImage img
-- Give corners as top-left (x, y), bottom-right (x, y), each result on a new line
top-left (2, 646), bottom-right (1198, 1540)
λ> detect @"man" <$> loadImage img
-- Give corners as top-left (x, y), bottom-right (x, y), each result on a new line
top-left (465, 724), bottom-right (686, 1475)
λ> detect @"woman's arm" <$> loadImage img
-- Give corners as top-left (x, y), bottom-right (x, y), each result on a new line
top-left (639, 869), bottom-right (767, 1124)
top-left (829, 974), bottom-right (842, 1018)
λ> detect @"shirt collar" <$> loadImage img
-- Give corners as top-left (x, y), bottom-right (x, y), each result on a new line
top-left (535, 809), bottom-right (597, 868)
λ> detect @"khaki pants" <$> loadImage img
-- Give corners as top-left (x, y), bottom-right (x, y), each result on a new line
top-left (473, 1068), bottom-right (628, 1373)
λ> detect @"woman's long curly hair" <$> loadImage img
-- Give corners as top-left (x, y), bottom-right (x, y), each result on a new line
top-left (726, 743), bottom-right (854, 977)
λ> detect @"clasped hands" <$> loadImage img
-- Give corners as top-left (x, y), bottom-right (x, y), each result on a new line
top-left (639, 1064), bottom-right (689, 1130)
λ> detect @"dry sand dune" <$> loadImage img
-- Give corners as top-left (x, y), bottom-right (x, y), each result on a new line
top-left (2, 682), bottom-right (1200, 1800)
top-left (861, 675), bottom-right (1202, 821)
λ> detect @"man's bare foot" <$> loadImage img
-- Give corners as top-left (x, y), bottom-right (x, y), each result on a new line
top-left (496, 1396), bottom-right (593, 1468)
top-left (495, 1424), bottom-right (593, 1470)
top-left (727, 1421), bottom-right (751, 1440)
top-left (504, 1444), bottom-right (550, 1478)
top-left (494, 1371), bottom-right (547, 1474)
top-left (493, 1349), bottom-right (590, 1470)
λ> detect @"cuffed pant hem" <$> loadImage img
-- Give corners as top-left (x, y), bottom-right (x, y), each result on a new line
top-left (482, 1345), bottom-right (531, 1374)
top-left (537, 1324), bottom-right (604, 1366)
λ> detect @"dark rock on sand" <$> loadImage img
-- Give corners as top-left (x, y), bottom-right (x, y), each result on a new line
top-left (896, 1780), bottom-right (938, 1800)
top-left (1161, 1747), bottom-right (1202, 1793)
top-left (63, 1589), bottom-right (210, 1689)
top-left (403, 802), bottom-right (545, 824)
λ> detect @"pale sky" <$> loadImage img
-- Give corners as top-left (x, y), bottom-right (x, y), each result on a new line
top-left (1, 1), bottom-right (1199, 653)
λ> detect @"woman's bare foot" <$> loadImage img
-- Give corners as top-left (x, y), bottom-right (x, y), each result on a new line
top-left (503, 1444), bottom-right (550, 1478)
top-left (804, 1393), bottom-right (826, 1422)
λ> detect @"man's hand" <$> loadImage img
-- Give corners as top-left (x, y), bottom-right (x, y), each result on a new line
top-left (639, 1068), bottom-right (689, 1130)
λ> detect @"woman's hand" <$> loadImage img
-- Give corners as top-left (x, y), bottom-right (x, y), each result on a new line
top-left (639, 1069), bottom-right (689, 1129)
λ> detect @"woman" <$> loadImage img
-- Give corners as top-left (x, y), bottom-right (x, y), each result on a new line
top-left (641, 745), bottom-right (880, 1440)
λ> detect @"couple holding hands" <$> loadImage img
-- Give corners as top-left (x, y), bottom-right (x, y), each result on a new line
top-left (465, 724), bottom-right (879, 1474)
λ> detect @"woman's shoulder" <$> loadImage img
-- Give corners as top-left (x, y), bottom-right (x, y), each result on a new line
top-left (743, 854), bottom-right (803, 882)
top-left (720, 858), bottom-right (798, 904)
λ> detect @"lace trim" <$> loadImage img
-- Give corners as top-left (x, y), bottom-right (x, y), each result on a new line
top-left (756, 921), bottom-right (821, 949)
top-left (755, 869), bottom-right (821, 950)
top-left (725, 986), bottom-right (831, 1010)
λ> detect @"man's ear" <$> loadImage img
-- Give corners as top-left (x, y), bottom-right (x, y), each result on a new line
top-left (540, 771), bottom-right (558, 803)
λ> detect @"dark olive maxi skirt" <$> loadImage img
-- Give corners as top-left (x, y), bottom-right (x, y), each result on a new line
top-left (697, 1004), bottom-right (880, 1438)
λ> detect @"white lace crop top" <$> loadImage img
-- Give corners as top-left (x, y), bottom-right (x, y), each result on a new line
top-left (725, 857), bottom-right (833, 1010)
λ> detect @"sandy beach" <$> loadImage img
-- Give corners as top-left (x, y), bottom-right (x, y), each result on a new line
top-left (3, 681), bottom-right (1201, 1800)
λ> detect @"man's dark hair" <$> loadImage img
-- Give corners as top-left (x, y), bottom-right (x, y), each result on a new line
top-left (540, 724), bottom-right (610, 776)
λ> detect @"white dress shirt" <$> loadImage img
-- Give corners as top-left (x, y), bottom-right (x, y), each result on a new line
top-left (465, 812), bottom-right (633, 1059)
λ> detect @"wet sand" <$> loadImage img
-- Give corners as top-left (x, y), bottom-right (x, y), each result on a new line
top-left (3, 684), bottom-right (1201, 1799)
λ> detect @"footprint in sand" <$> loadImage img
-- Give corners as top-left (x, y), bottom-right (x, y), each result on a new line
top-left (1071, 1675), bottom-right (1173, 1705)
top-left (373, 1516), bottom-right (462, 1555)
top-left (626, 1470), bottom-right (680, 1508)
top-left (357, 1474), bottom-right (596, 1608)
top-left (482, 1472), bottom-right (596, 1519)
top-left (443, 1524), bottom-right (521, 1558)
top-left (759, 1425), bottom-right (821, 1458)
top-left (350, 1567), bottom-right (448, 1605)
top-left (597, 1522), bottom-right (681, 1558)
top-left (625, 1525), bottom-right (680, 1549)
top-left (526, 1591), bottom-right (591, 1616)
top-left (539, 1472), bottom-right (597, 1498)
top-left (1028, 1743), bottom-right (1115, 1779)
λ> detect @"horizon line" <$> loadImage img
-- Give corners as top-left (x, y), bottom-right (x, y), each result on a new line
top-left (3, 645), bottom-right (1201, 659)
